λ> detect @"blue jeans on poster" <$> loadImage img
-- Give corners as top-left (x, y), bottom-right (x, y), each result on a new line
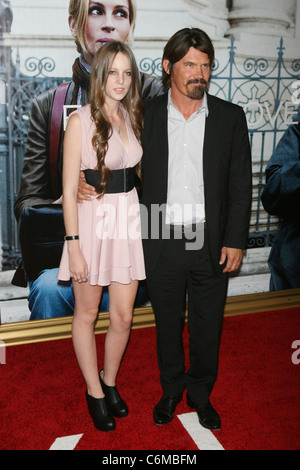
top-left (27, 269), bottom-right (149, 320)
top-left (28, 268), bottom-right (109, 320)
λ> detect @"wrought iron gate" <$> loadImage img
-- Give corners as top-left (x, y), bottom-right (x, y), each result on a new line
top-left (1, 32), bottom-right (299, 270)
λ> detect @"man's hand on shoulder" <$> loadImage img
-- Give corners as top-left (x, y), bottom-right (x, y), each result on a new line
top-left (77, 171), bottom-right (97, 202)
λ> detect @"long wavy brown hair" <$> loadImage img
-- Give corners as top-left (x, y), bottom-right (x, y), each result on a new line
top-left (89, 41), bottom-right (144, 196)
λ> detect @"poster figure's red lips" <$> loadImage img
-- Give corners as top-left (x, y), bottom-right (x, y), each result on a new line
top-left (98, 38), bottom-right (116, 44)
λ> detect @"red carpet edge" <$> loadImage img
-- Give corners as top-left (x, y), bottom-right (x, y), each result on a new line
top-left (1, 288), bottom-right (300, 347)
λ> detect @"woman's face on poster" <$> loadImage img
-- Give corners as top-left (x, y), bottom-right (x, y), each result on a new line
top-left (84, 0), bottom-right (131, 64)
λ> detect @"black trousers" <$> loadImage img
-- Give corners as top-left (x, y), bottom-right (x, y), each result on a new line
top-left (146, 232), bottom-right (228, 407)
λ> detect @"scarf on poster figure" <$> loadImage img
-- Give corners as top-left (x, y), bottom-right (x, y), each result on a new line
top-left (72, 56), bottom-right (91, 106)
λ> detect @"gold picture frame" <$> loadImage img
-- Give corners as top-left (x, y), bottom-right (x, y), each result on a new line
top-left (1, 289), bottom-right (300, 347)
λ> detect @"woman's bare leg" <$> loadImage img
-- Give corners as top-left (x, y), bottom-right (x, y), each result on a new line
top-left (72, 281), bottom-right (103, 398)
top-left (102, 280), bottom-right (138, 386)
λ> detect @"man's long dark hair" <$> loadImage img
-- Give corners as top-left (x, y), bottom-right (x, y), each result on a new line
top-left (162, 28), bottom-right (215, 89)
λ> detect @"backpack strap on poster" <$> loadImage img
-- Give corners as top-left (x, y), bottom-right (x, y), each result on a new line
top-left (49, 81), bottom-right (71, 199)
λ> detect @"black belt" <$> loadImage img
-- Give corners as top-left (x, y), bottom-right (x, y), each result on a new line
top-left (167, 222), bottom-right (206, 242)
top-left (169, 222), bottom-right (205, 234)
top-left (83, 166), bottom-right (136, 194)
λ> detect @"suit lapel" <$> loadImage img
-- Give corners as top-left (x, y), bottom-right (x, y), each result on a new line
top-left (157, 94), bottom-right (169, 199)
top-left (203, 94), bottom-right (220, 184)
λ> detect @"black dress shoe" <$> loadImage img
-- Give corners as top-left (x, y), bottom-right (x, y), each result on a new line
top-left (99, 370), bottom-right (128, 418)
top-left (85, 391), bottom-right (116, 432)
top-left (187, 395), bottom-right (221, 430)
top-left (153, 394), bottom-right (183, 425)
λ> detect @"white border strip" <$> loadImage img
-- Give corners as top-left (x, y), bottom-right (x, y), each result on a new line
top-left (49, 434), bottom-right (83, 450)
top-left (178, 412), bottom-right (224, 450)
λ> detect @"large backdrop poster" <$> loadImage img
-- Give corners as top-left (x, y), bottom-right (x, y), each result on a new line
top-left (0, 0), bottom-right (300, 324)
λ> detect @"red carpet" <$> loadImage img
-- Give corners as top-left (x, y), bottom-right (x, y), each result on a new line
top-left (1, 307), bottom-right (299, 450)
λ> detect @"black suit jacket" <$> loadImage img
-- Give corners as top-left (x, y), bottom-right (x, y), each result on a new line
top-left (141, 92), bottom-right (252, 274)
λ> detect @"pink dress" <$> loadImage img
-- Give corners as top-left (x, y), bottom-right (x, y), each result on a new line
top-left (57, 104), bottom-right (146, 286)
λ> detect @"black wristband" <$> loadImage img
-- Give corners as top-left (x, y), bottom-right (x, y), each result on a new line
top-left (64, 235), bottom-right (79, 241)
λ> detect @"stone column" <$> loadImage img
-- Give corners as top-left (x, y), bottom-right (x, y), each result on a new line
top-left (296, 0), bottom-right (300, 40)
top-left (184, 0), bottom-right (229, 38)
top-left (226, 0), bottom-right (296, 40)
top-left (0, 1), bottom-right (14, 270)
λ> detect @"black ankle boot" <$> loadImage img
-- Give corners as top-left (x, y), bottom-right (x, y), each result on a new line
top-left (85, 391), bottom-right (116, 432)
top-left (100, 370), bottom-right (128, 418)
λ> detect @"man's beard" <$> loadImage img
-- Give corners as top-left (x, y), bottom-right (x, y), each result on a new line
top-left (186, 79), bottom-right (207, 100)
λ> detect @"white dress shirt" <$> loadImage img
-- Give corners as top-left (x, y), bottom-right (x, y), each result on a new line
top-left (166, 90), bottom-right (208, 225)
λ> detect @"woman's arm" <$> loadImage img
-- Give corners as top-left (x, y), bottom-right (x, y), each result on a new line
top-left (62, 113), bottom-right (88, 281)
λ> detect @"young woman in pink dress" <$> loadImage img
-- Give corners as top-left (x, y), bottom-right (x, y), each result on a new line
top-left (57, 41), bottom-right (145, 432)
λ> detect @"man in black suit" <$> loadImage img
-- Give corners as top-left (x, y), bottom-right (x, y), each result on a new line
top-left (141, 28), bottom-right (252, 430)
